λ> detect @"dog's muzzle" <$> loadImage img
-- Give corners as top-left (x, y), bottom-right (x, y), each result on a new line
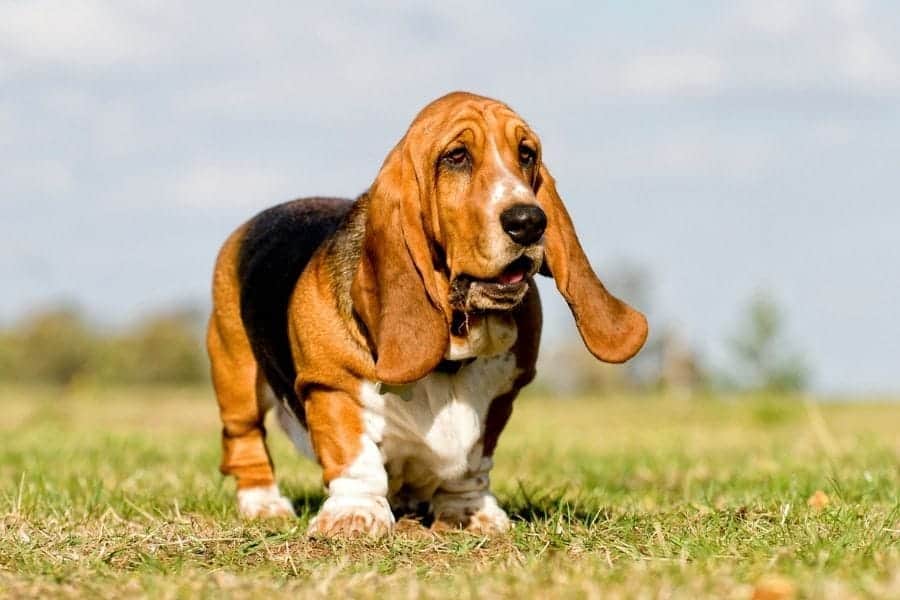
top-left (449, 256), bottom-right (536, 313)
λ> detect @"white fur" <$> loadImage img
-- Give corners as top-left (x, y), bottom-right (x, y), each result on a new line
top-left (447, 313), bottom-right (518, 360)
top-left (273, 317), bottom-right (521, 533)
top-left (307, 435), bottom-right (394, 536)
top-left (489, 179), bottom-right (508, 206)
top-left (362, 352), bottom-right (519, 503)
top-left (237, 484), bottom-right (295, 519)
top-left (484, 139), bottom-right (539, 258)
top-left (274, 353), bottom-right (520, 527)
top-left (490, 140), bottom-right (532, 199)
top-left (431, 455), bottom-right (510, 532)
top-left (270, 387), bottom-right (394, 535)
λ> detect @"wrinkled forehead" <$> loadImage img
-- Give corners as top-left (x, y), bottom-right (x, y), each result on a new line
top-left (407, 94), bottom-right (536, 151)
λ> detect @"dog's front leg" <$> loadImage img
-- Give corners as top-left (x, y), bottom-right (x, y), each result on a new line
top-left (304, 388), bottom-right (394, 537)
top-left (431, 453), bottom-right (510, 534)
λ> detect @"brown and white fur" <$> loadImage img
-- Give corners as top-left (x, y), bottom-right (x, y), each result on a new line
top-left (206, 92), bottom-right (648, 536)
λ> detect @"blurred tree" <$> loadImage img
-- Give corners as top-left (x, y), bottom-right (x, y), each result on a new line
top-left (103, 307), bottom-right (208, 384)
top-left (537, 341), bottom-right (635, 395)
top-left (602, 260), bottom-right (659, 389)
top-left (657, 328), bottom-right (707, 395)
top-left (0, 304), bottom-right (209, 386)
top-left (601, 261), bottom-right (708, 393)
top-left (1, 307), bottom-right (97, 385)
top-left (536, 260), bottom-right (708, 395)
top-left (724, 293), bottom-right (809, 392)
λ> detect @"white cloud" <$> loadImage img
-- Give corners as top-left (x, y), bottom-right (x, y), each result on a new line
top-left (174, 163), bottom-right (293, 209)
top-left (839, 30), bottom-right (899, 88)
top-left (832, 0), bottom-right (866, 24)
top-left (0, 0), bottom-right (167, 69)
top-left (6, 159), bottom-right (74, 194)
top-left (551, 125), bottom-right (774, 183)
top-left (614, 134), bottom-right (771, 181)
top-left (742, 0), bottom-right (807, 35)
top-left (732, 0), bottom-right (899, 94)
top-left (619, 53), bottom-right (724, 96)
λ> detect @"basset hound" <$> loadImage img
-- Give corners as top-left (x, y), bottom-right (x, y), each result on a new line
top-left (206, 92), bottom-right (648, 536)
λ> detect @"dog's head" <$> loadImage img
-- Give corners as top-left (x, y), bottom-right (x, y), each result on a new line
top-left (352, 92), bottom-right (648, 384)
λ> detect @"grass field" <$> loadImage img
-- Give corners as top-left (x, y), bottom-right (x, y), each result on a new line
top-left (1, 385), bottom-right (898, 599)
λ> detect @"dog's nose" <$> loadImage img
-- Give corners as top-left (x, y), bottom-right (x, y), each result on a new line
top-left (500, 204), bottom-right (547, 245)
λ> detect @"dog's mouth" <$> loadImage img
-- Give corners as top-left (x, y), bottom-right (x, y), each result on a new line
top-left (449, 256), bottom-right (535, 313)
top-left (495, 256), bottom-right (531, 285)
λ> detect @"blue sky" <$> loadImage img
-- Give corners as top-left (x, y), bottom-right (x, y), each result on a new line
top-left (2, 1), bottom-right (899, 393)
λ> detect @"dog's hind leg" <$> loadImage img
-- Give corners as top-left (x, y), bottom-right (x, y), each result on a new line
top-left (207, 228), bottom-right (294, 519)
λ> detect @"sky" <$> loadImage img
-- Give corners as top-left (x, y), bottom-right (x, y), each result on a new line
top-left (2, 1), bottom-right (899, 393)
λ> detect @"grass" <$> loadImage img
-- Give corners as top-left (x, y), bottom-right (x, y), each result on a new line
top-left (1, 385), bottom-right (898, 599)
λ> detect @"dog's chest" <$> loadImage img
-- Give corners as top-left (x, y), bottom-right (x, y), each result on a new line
top-left (360, 353), bottom-right (519, 488)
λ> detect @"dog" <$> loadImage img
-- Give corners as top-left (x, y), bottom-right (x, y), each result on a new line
top-left (206, 92), bottom-right (648, 536)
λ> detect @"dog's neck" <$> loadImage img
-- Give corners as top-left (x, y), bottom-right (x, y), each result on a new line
top-left (445, 312), bottom-right (517, 360)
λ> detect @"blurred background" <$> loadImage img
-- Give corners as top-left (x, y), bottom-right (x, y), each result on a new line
top-left (2, 1), bottom-right (899, 397)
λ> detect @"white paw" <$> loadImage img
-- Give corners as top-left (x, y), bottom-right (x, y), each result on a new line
top-left (466, 494), bottom-right (510, 533)
top-left (433, 492), bottom-right (510, 534)
top-left (307, 495), bottom-right (394, 537)
top-left (237, 484), bottom-right (295, 519)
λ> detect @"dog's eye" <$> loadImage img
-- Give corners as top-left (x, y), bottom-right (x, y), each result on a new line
top-left (519, 144), bottom-right (536, 167)
top-left (441, 146), bottom-right (470, 168)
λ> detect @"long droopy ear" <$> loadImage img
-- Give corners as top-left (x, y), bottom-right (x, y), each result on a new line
top-left (351, 146), bottom-right (449, 384)
top-left (536, 164), bottom-right (649, 363)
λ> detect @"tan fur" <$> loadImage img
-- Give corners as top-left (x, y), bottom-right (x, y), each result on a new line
top-left (207, 225), bottom-right (277, 490)
top-left (304, 388), bottom-right (364, 483)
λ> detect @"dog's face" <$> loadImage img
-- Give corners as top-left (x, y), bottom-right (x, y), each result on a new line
top-left (423, 99), bottom-right (546, 312)
top-left (352, 92), bottom-right (648, 384)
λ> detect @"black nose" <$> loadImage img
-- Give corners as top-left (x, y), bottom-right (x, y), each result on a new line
top-left (500, 204), bottom-right (547, 245)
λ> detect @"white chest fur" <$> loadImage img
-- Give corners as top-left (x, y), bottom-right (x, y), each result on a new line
top-left (360, 352), bottom-right (520, 498)
top-left (274, 313), bottom-right (521, 504)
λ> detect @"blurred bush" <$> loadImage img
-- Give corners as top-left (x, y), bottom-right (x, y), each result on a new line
top-left (719, 293), bottom-right (810, 393)
top-left (0, 305), bottom-right (208, 386)
top-left (534, 262), bottom-right (809, 396)
top-left (537, 327), bottom-right (709, 396)
top-left (535, 260), bottom-right (711, 396)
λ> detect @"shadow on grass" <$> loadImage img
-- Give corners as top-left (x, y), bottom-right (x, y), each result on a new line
top-left (289, 482), bottom-right (611, 528)
top-left (290, 490), bottom-right (438, 527)
top-left (505, 483), bottom-right (614, 526)
top-left (289, 489), bottom-right (326, 517)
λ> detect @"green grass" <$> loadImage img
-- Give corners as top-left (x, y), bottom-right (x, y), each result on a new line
top-left (1, 385), bottom-right (898, 598)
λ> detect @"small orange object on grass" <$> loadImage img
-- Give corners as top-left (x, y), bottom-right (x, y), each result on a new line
top-left (807, 490), bottom-right (830, 510)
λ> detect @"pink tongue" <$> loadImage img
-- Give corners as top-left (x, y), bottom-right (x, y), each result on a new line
top-left (498, 270), bottom-right (525, 284)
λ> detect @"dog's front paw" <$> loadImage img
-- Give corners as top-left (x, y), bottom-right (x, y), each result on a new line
top-left (307, 495), bottom-right (394, 537)
top-left (237, 484), bottom-right (295, 519)
top-left (465, 494), bottom-right (510, 534)
top-left (432, 492), bottom-right (510, 534)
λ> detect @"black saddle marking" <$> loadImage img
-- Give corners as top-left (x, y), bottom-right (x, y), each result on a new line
top-left (237, 197), bottom-right (353, 423)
